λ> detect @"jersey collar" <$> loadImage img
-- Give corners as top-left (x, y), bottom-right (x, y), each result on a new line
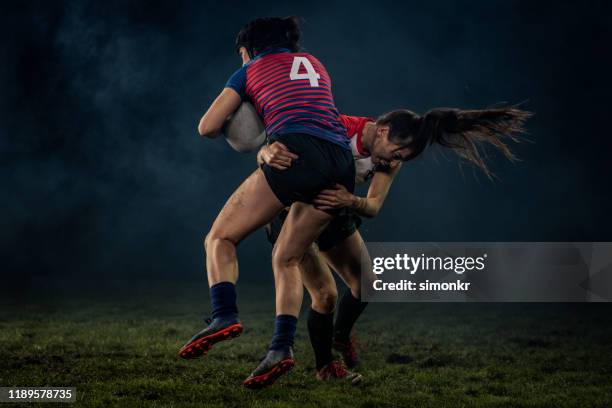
top-left (253, 47), bottom-right (291, 60)
top-left (356, 120), bottom-right (373, 157)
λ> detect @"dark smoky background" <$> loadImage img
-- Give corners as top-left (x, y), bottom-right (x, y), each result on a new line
top-left (1, 0), bottom-right (611, 297)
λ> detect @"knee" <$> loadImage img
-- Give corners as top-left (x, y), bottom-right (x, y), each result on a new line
top-left (204, 231), bottom-right (217, 252)
top-left (336, 266), bottom-right (363, 297)
top-left (271, 244), bottom-right (302, 272)
top-left (311, 287), bottom-right (338, 314)
top-left (204, 229), bottom-right (236, 252)
top-left (204, 233), bottom-right (212, 251)
top-left (350, 285), bottom-right (361, 299)
top-left (348, 274), bottom-right (363, 298)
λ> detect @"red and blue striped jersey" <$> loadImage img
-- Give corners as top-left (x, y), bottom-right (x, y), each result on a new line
top-left (225, 48), bottom-right (349, 150)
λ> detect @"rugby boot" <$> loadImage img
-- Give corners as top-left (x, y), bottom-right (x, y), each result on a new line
top-left (178, 316), bottom-right (243, 359)
top-left (243, 348), bottom-right (295, 389)
top-left (316, 360), bottom-right (363, 384)
top-left (333, 337), bottom-right (360, 369)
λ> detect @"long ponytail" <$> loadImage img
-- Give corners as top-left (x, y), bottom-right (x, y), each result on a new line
top-left (418, 107), bottom-right (531, 178)
top-left (379, 106), bottom-right (532, 178)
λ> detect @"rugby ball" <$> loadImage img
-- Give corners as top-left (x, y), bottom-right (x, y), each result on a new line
top-left (223, 102), bottom-right (267, 153)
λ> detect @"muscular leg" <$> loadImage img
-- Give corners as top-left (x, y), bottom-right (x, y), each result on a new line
top-left (272, 202), bottom-right (333, 317)
top-left (205, 168), bottom-right (284, 286)
top-left (301, 244), bottom-right (338, 370)
top-left (243, 203), bottom-right (334, 387)
top-left (179, 169), bottom-right (284, 360)
top-left (322, 231), bottom-right (372, 363)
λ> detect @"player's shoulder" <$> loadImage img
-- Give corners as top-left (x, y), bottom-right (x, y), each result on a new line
top-left (226, 65), bottom-right (249, 98)
top-left (339, 115), bottom-right (374, 130)
top-left (230, 64), bottom-right (248, 76)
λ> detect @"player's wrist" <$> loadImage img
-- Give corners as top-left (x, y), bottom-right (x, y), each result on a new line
top-left (256, 148), bottom-right (263, 164)
top-left (257, 146), bottom-right (269, 163)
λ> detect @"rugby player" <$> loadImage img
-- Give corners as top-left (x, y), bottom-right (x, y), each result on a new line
top-left (178, 16), bottom-right (356, 389)
top-left (261, 106), bottom-right (531, 380)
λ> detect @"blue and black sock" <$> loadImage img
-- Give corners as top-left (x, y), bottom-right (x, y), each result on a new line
top-left (210, 281), bottom-right (238, 321)
top-left (269, 314), bottom-right (298, 352)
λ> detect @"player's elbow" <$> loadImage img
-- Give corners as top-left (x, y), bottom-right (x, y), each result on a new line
top-left (198, 125), bottom-right (214, 138)
top-left (198, 118), bottom-right (221, 138)
top-left (363, 201), bottom-right (383, 218)
top-left (362, 209), bottom-right (378, 218)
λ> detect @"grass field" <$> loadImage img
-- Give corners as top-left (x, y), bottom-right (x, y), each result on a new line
top-left (1, 281), bottom-right (612, 407)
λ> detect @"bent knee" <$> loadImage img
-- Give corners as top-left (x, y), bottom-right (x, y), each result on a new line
top-left (272, 255), bottom-right (302, 272)
top-left (311, 289), bottom-right (338, 313)
top-left (204, 233), bottom-right (211, 250)
top-left (204, 230), bottom-right (237, 251)
top-left (347, 276), bottom-right (363, 298)
top-left (336, 266), bottom-right (362, 292)
top-left (271, 245), bottom-right (302, 271)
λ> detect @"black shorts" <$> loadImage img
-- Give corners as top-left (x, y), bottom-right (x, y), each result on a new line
top-left (261, 133), bottom-right (355, 206)
top-left (265, 208), bottom-right (362, 252)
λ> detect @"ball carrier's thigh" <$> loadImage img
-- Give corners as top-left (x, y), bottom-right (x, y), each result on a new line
top-left (272, 202), bottom-right (334, 316)
top-left (206, 168), bottom-right (285, 286)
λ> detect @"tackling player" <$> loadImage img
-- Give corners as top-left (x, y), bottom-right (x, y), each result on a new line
top-left (261, 106), bottom-right (531, 381)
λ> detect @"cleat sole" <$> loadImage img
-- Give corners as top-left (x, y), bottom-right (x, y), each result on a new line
top-left (243, 359), bottom-right (295, 389)
top-left (178, 323), bottom-right (243, 359)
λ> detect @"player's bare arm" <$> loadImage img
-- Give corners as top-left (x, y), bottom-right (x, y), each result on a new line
top-left (198, 88), bottom-right (241, 137)
top-left (313, 164), bottom-right (401, 217)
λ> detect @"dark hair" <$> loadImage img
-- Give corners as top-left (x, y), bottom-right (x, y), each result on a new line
top-left (376, 106), bottom-right (532, 178)
top-left (235, 16), bottom-right (301, 58)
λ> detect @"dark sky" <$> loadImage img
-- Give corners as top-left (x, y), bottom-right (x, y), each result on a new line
top-left (2, 0), bottom-right (612, 287)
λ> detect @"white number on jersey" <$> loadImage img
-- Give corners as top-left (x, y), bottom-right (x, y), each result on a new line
top-left (289, 56), bottom-right (320, 87)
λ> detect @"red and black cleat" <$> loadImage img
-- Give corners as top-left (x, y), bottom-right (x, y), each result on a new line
top-left (178, 317), bottom-right (243, 359)
top-left (316, 360), bottom-right (363, 384)
top-left (243, 348), bottom-right (295, 389)
top-left (333, 338), bottom-right (360, 369)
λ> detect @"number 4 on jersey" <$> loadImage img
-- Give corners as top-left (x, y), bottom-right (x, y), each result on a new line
top-left (290, 56), bottom-right (320, 87)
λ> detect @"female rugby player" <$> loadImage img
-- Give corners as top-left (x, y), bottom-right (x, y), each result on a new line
top-left (262, 106), bottom-right (531, 381)
top-left (177, 16), bottom-right (357, 389)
